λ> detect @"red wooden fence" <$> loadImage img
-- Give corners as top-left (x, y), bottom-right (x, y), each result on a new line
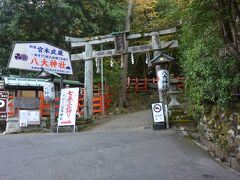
top-left (8, 93), bottom-right (112, 118)
top-left (7, 77), bottom-right (184, 117)
top-left (40, 93), bottom-right (112, 117)
top-left (127, 76), bottom-right (185, 93)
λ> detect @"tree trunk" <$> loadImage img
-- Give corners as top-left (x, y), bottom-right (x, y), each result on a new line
top-left (119, 0), bottom-right (133, 108)
top-left (217, 0), bottom-right (240, 58)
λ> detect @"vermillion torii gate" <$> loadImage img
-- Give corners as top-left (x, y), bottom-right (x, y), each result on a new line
top-left (65, 27), bottom-right (178, 120)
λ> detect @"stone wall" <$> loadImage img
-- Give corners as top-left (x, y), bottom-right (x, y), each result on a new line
top-left (199, 105), bottom-right (240, 171)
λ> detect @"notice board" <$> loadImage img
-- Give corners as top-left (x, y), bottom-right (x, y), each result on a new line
top-left (19, 110), bottom-right (40, 127)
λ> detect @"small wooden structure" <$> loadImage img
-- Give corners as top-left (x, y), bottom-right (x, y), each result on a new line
top-left (2, 76), bottom-right (84, 132)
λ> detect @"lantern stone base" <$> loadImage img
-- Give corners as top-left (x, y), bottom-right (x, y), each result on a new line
top-left (5, 118), bottom-right (21, 133)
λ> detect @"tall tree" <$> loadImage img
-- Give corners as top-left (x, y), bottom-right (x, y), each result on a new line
top-left (216, 0), bottom-right (240, 59)
top-left (119, 0), bottom-right (132, 108)
top-left (131, 0), bottom-right (159, 31)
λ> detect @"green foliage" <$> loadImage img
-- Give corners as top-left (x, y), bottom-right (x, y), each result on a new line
top-left (153, 0), bottom-right (240, 113)
top-left (94, 58), bottom-right (122, 97)
top-left (179, 0), bottom-right (240, 111)
top-left (129, 0), bottom-right (181, 78)
top-left (0, 0), bottom-right (127, 73)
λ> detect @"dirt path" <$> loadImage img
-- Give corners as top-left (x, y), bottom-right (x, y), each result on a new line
top-left (89, 110), bottom-right (152, 132)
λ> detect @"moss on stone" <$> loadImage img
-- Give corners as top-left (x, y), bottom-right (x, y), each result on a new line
top-left (200, 105), bottom-right (240, 171)
top-left (236, 152), bottom-right (240, 162)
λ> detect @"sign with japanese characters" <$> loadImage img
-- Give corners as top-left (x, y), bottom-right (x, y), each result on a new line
top-left (151, 103), bottom-right (165, 123)
top-left (43, 82), bottom-right (55, 103)
top-left (114, 33), bottom-right (126, 53)
top-left (157, 70), bottom-right (170, 91)
top-left (0, 91), bottom-right (8, 121)
top-left (8, 42), bottom-right (73, 74)
top-left (58, 88), bottom-right (79, 126)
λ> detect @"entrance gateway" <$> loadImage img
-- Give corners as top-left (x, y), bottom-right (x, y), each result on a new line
top-left (65, 27), bottom-right (178, 127)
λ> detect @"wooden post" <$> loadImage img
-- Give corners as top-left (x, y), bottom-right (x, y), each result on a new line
top-left (101, 58), bottom-right (105, 114)
top-left (50, 76), bottom-right (56, 132)
top-left (152, 34), bottom-right (163, 102)
top-left (50, 101), bottom-right (55, 132)
top-left (120, 51), bottom-right (128, 107)
top-left (152, 34), bottom-right (169, 128)
top-left (84, 44), bottom-right (93, 120)
top-left (39, 94), bottom-right (44, 117)
top-left (135, 77), bottom-right (138, 93)
top-left (144, 77), bottom-right (147, 91)
top-left (60, 76), bottom-right (64, 90)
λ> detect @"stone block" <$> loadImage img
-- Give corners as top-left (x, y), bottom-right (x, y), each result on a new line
top-left (236, 152), bottom-right (240, 161)
top-left (228, 129), bottom-right (235, 137)
top-left (206, 129), bottom-right (214, 141)
top-left (237, 125), bottom-right (240, 130)
top-left (20, 126), bottom-right (39, 132)
top-left (40, 118), bottom-right (47, 128)
top-left (5, 118), bottom-right (21, 133)
top-left (235, 136), bottom-right (240, 145)
top-left (230, 157), bottom-right (240, 171)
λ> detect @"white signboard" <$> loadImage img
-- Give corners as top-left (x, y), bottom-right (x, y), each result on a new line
top-left (58, 88), bottom-right (79, 127)
top-left (157, 70), bottom-right (170, 91)
top-left (8, 42), bottom-right (73, 75)
top-left (19, 115), bottom-right (28, 127)
top-left (151, 103), bottom-right (165, 123)
top-left (19, 110), bottom-right (40, 127)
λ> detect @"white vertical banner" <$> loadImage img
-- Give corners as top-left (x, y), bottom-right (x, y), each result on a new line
top-left (58, 88), bottom-right (79, 127)
top-left (157, 69), bottom-right (170, 91)
top-left (43, 82), bottom-right (55, 103)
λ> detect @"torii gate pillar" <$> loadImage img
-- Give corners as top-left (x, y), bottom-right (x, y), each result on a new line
top-left (84, 44), bottom-right (93, 120)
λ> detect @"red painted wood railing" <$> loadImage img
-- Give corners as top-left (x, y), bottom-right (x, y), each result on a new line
top-left (127, 76), bottom-right (185, 93)
top-left (8, 93), bottom-right (112, 118)
top-left (39, 93), bottom-right (112, 117)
